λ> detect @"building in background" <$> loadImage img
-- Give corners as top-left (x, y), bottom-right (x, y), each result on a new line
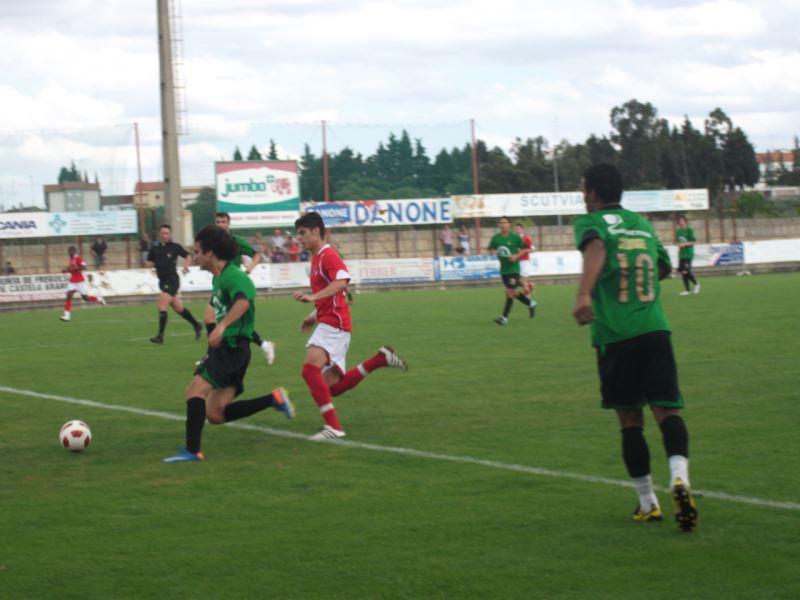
top-left (134, 181), bottom-right (206, 208)
top-left (44, 181), bottom-right (101, 212)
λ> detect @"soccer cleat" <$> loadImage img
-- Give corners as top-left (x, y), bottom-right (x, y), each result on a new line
top-left (679, 291), bottom-right (691, 296)
top-left (632, 504), bottom-right (664, 523)
top-left (162, 447), bottom-right (205, 463)
top-left (98, 296), bottom-right (107, 306)
top-left (693, 283), bottom-right (701, 294)
top-left (271, 386), bottom-right (295, 419)
top-left (261, 340), bottom-right (276, 365)
top-left (379, 345), bottom-right (408, 370)
top-left (150, 335), bottom-right (164, 345)
top-left (529, 300), bottom-right (538, 318)
top-left (193, 323), bottom-right (203, 341)
top-left (59, 313), bottom-right (71, 322)
top-left (672, 479), bottom-right (698, 532)
top-left (310, 424), bottom-right (346, 440)
top-left (494, 316), bottom-right (508, 326)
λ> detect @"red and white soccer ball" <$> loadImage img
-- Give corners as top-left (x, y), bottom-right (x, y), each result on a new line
top-left (60, 420), bottom-right (92, 452)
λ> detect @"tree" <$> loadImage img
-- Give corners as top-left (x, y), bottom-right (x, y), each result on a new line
top-left (233, 146), bottom-right (243, 161)
top-left (723, 127), bottom-right (759, 188)
top-left (267, 139), bottom-right (279, 160)
top-left (188, 186), bottom-right (217, 233)
top-left (247, 145), bottom-right (261, 161)
top-left (57, 161), bottom-right (82, 184)
top-left (609, 99), bottom-right (668, 187)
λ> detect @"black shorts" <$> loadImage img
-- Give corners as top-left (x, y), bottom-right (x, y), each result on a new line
top-left (678, 258), bottom-right (693, 274)
top-left (501, 273), bottom-right (522, 289)
top-left (595, 331), bottom-right (683, 410)
top-left (158, 275), bottom-right (180, 297)
top-left (195, 338), bottom-right (251, 396)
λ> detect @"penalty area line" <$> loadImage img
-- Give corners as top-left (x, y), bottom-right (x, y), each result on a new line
top-left (2, 384), bottom-right (799, 513)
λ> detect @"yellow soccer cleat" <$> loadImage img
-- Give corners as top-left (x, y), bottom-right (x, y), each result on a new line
top-left (632, 504), bottom-right (664, 523)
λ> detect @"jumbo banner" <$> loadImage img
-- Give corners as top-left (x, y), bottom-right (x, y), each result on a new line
top-left (216, 160), bottom-right (301, 228)
top-left (0, 210), bottom-right (137, 239)
top-left (450, 189), bottom-right (709, 218)
top-left (302, 198), bottom-right (452, 228)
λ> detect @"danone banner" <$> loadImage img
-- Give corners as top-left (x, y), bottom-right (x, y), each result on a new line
top-left (302, 198), bottom-right (452, 228)
top-left (215, 161), bottom-right (301, 228)
top-left (0, 210), bottom-right (137, 239)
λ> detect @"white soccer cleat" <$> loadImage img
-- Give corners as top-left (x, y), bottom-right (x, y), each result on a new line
top-left (260, 340), bottom-right (276, 365)
top-left (59, 313), bottom-right (71, 321)
top-left (379, 345), bottom-right (407, 370)
top-left (693, 283), bottom-right (701, 295)
top-left (310, 424), bottom-right (346, 441)
top-left (679, 291), bottom-right (691, 296)
top-left (98, 296), bottom-right (107, 306)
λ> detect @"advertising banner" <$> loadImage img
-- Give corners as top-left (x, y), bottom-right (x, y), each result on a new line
top-left (216, 161), bottom-right (300, 228)
top-left (435, 255), bottom-right (500, 281)
top-left (742, 239), bottom-right (800, 264)
top-left (0, 210), bottom-right (138, 239)
top-left (0, 273), bottom-right (70, 302)
top-left (302, 198), bottom-right (452, 228)
top-left (450, 189), bottom-right (709, 218)
top-left (348, 258), bottom-right (435, 284)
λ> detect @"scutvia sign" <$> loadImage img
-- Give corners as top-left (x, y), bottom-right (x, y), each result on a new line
top-left (302, 198), bottom-right (452, 228)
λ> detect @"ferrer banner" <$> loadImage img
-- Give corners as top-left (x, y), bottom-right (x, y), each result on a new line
top-left (215, 161), bottom-right (301, 228)
top-left (302, 198), bottom-right (452, 228)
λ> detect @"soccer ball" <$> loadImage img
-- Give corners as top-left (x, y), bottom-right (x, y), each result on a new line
top-left (60, 420), bottom-right (92, 452)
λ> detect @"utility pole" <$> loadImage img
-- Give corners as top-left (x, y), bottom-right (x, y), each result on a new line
top-left (157, 0), bottom-right (184, 243)
top-left (470, 118), bottom-right (481, 252)
top-left (322, 120), bottom-right (330, 203)
top-left (134, 122), bottom-right (145, 236)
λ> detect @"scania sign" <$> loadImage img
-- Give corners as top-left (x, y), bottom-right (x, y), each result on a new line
top-left (0, 219), bottom-right (38, 231)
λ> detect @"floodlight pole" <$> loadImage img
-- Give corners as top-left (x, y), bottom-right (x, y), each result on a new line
top-left (157, 0), bottom-right (184, 244)
top-left (471, 118), bottom-right (481, 251)
top-left (322, 120), bottom-right (330, 203)
top-left (134, 122), bottom-right (145, 236)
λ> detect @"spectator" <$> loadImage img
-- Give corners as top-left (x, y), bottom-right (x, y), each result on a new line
top-left (3, 260), bottom-right (15, 275)
top-left (138, 233), bottom-right (151, 267)
top-left (90, 237), bottom-right (108, 269)
top-left (439, 224), bottom-right (454, 256)
top-left (270, 228), bottom-right (286, 262)
top-left (287, 236), bottom-right (300, 262)
top-left (457, 225), bottom-right (470, 255)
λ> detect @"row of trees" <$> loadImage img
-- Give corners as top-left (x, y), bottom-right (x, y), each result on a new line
top-left (235, 99), bottom-right (768, 206)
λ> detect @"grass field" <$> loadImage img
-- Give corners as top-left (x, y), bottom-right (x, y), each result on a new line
top-left (2, 273), bottom-right (799, 599)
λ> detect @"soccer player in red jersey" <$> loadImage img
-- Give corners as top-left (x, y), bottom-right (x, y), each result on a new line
top-left (59, 246), bottom-right (105, 321)
top-left (292, 212), bottom-right (407, 440)
top-left (514, 223), bottom-right (536, 298)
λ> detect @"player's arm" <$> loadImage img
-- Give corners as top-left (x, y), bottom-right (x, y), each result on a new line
top-left (573, 237), bottom-right (605, 325)
top-left (179, 246), bottom-right (192, 273)
top-left (293, 278), bottom-right (349, 304)
top-left (208, 295), bottom-right (250, 348)
top-left (244, 251), bottom-right (261, 273)
top-left (655, 239), bottom-right (672, 280)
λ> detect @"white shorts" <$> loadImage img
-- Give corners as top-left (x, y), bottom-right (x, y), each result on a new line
top-left (520, 259), bottom-right (534, 277)
top-left (67, 281), bottom-right (90, 296)
top-left (306, 322), bottom-right (351, 374)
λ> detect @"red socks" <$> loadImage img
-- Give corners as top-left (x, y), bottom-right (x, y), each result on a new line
top-left (329, 351), bottom-right (386, 397)
top-left (64, 299), bottom-right (72, 311)
top-left (302, 363), bottom-right (342, 431)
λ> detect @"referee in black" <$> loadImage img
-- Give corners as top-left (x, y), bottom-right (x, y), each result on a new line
top-left (145, 223), bottom-right (202, 344)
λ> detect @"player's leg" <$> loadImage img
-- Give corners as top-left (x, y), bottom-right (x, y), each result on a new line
top-left (686, 260), bottom-right (699, 293)
top-left (678, 259), bottom-right (692, 294)
top-left (495, 278), bottom-right (515, 325)
top-left (61, 289), bottom-right (76, 321)
top-left (170, 294), bottom-right (202, 339)
top-left (645, 331), bottom-right (696, 532)
top-left (162, 374), bottom-right (213, 462)
top-left (302, 344), bottom-right (346, 437)
top-left (600, 338), bottom-right (662, 521)
top-left (251, 330), bottom-right (276, 365)
top-left (151, 291), bottom-right (172, 344)
top-left (512, 281), bottom-right (536, 317)
top-left (329, 345), bottom-right (408, 397)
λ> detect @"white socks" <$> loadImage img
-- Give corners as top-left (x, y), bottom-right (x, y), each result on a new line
top-left (632, 475), bottom-right (660, 510)
top-left (669, 455), bottom-right (690, 487)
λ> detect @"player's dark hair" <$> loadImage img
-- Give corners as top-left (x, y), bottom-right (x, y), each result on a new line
top-left (678, 214), bottom-right (688, 223)
top-left (295, 211), bottom-right (326, 239)
top-left (214, 211), bottom-right (231, 221)
top-left (195, 225), bottom-right (239, 261)
top-left (498, 216), bottom-right (510, 222)
top-left (68, 246), bottom-right (76, 252)
top-left (160, 223), bottom-right (172, 231)
top-left (583, 163), bottom-right (624, 204)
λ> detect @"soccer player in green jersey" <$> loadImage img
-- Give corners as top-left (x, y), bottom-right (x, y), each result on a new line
top-left (488, 216), bottom-right (537, 325)
top-left (204, 212), bottom-right (276, 365)
top-left (163, 225), bottom-right (294, 463)
top-left (572, 163), bottom-right (697, 532)
top-left (676, 215), bottom-right (700, 295)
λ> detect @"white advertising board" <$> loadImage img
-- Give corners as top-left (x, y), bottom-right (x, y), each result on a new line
top-left (0, 210), bottom-right (138, 239)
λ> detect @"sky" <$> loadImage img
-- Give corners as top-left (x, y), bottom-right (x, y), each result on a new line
top-left (1, 0), bottom-right (798, 209)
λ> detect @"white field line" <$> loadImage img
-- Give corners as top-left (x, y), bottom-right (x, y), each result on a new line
top-left (0, 332), bottom-right (194, 353)
top-left (2, 384), bottom-right (799, 512)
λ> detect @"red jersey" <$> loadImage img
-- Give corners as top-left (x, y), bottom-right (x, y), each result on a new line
top-left (310, 245), bottom-right (352, 332)
top-left (67, 255), bottom-right (86, 283)
top-left (520, 235), bottom-right (533, 260)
